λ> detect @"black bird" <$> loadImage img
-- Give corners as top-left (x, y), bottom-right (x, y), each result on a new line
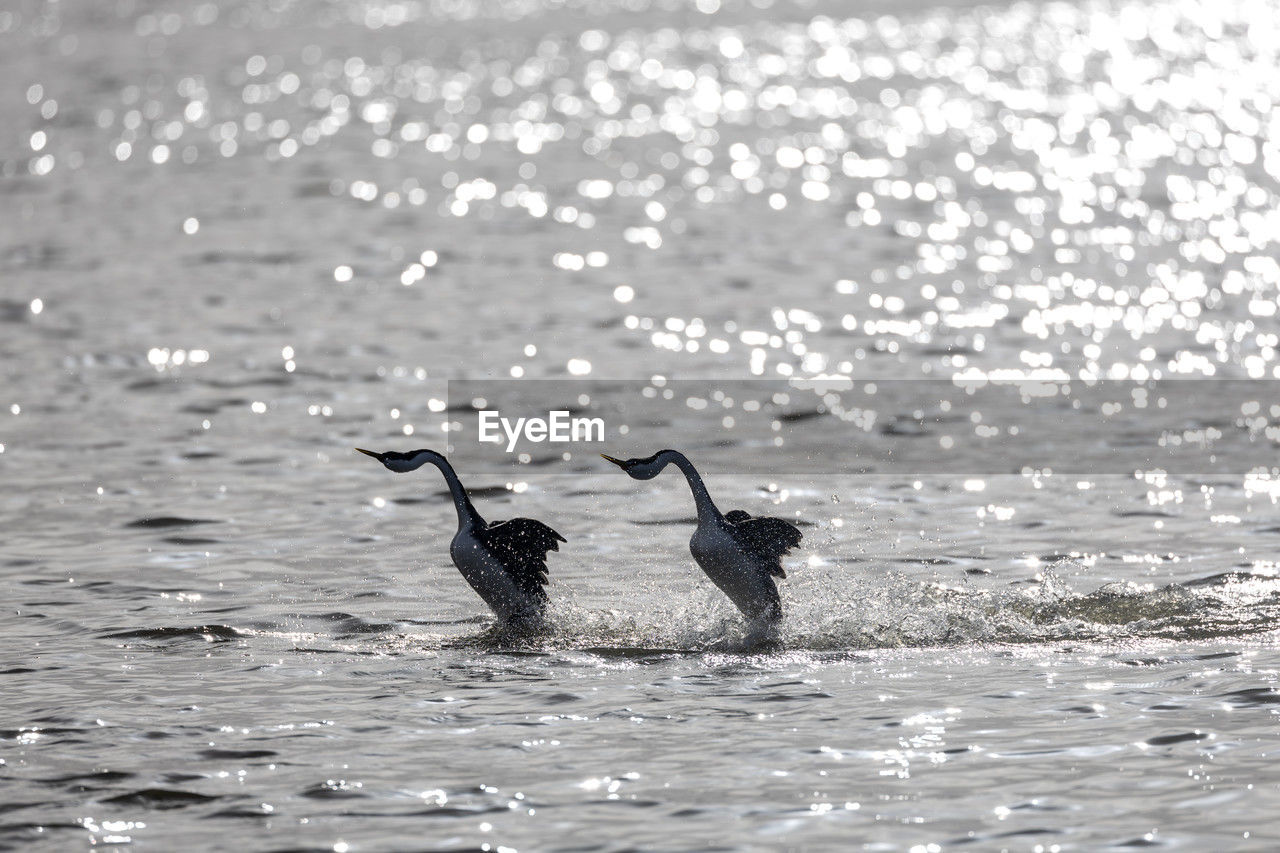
top-left (356, 448), bottom-right (565, 627)
top-left (602, 449), bottom-right (801, 624)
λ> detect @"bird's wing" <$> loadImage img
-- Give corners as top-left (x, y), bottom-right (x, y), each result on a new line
top-left (475, 518), bottom-right (567, 600)
top-left (725, 511), bottom-right (802, 579)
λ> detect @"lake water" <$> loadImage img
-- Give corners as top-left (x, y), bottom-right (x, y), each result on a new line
top-left (4, 0), bottom-right (1280, 848)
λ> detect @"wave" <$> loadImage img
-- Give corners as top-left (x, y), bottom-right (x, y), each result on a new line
top-left (241, 567), bottom-right (1280, 656)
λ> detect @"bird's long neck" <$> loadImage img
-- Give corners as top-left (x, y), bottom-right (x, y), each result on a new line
top-left (415, 452), bottom-right (483, 529)
top-left (660, 450), bottom-right (722, 523)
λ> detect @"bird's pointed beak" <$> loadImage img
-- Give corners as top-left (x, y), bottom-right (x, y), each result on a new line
top-left (600, 453), bottom-right (626, 468)
top-left (355, 447), bottom-right (381, 459)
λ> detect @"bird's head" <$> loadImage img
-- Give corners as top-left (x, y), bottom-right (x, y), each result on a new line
top-left (356, 447), bottom-right (441, 473)
top-left (601, 450), bottom-right (670, 480)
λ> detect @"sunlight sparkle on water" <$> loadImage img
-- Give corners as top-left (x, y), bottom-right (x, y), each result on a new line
top-left (10, 0), bottom-right (1259, 378)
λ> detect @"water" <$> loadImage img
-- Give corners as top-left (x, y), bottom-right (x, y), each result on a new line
top-left (4, 0), bottom-right (1280, 847)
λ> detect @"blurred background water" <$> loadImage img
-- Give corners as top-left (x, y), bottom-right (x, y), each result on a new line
top-left (3, 0), bottom-right (1280, 848)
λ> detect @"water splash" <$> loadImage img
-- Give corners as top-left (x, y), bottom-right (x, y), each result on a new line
top-left (254, 568), bottom-right (1280, 656)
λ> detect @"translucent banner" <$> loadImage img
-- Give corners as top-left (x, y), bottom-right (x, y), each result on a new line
top-left (441, 379), bottom-right (1280, 476)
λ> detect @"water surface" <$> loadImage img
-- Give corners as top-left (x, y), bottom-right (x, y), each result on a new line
top-left (4, 0), bottom-right (1280, 848)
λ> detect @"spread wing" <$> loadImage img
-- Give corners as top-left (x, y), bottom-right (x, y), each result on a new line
top-left (724, 510), bottom-right (802, 579)
top-left (475, 518), bottom-right (566, 600)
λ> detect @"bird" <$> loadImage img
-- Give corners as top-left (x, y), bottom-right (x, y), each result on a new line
top-left (356, 448), bottom-right (565, 628)
top-left (601, 449), bottom-right (802, 625)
